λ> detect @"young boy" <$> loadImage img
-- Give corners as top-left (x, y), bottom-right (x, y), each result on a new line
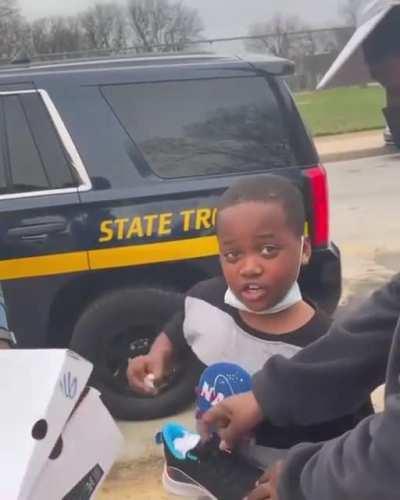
top-left (127, 175), bottom-right (371, 465)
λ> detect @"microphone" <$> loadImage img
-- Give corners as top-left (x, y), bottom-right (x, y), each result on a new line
top-left (196, 362), bottom-right (252, 415)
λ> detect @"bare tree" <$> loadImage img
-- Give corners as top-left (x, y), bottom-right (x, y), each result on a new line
top-left (0, 0), bottom-right (18, 20)
top-left (339, 0), bottom-right (366, 26)
top-left (126, 0), bottom-right (203, 52)
top-left (246, 14), bottom-right (309, 59)
top-left (27, 0), bottom-right (202, 58)
top-left (0, 0), bottom-right (27, 58)
top-left (79, 3), bottom-right (128, 51)
top-left (30, 16), bottom-right (85, 55)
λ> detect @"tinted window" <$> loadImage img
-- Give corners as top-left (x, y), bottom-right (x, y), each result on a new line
top-left (0, 99), bottom-right (8, 193)
top-left (4, 95), bottom-right (49, 191)
top-left (0, 92), bottom-right (76, 194)
top-left (102, 77), bottom-right (296, 178)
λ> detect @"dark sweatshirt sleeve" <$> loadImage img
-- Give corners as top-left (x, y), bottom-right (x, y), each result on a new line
top-left (253, 273), bottom-right (400, 426)
top-left (163, 309), bottom-right (188, 354)
top-left (277, 319), bottom-right (400, 500)
top-left (278, 407), bottom-right (400, 500)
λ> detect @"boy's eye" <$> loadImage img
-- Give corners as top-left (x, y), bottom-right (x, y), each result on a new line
top-left (224, 251), bottom-right (240, 263)
top-left (261, 245), bottom-right (278, 257)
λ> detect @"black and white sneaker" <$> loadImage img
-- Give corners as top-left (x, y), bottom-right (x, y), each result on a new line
top-left (157, 422), bottom-right (262, 500)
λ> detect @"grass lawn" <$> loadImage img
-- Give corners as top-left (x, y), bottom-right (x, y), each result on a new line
top-left (294, 85), bottom-right (386, 137)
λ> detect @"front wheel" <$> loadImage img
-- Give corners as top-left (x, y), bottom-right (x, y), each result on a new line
top-left (70, 287), bottom-right (201, 420)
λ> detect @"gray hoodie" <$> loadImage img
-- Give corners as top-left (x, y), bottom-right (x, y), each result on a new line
top-left (252, 273), bottom-right (400, 499)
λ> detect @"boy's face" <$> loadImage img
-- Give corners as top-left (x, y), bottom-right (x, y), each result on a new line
top-left (217, 201), bottom-right (310, 313)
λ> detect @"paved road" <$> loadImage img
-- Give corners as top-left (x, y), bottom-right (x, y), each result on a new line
top-left (98, 153), bottom-right (400, 499)
top-left (326, 152), bottom-right (400, 303)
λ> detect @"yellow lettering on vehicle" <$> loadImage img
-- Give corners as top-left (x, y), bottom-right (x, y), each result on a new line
top-left (143, 214), bottom-right (158, 237)
top-left (115, 218), bottom-right (129, 240)
top-left (158, 212), bottom-right (173, 236)
top-left (195, 208), bottom-right (213, 230)
top-left (99, 220), bottom-right (114, 243)
top-left (180, 209), bottom-right (196, 232)
top-left (97, 207), bottom-right (219, 243)
top-left (126, 217), bottom-right (144, 238)
top-left (211, 208), bottom-right (218, 226)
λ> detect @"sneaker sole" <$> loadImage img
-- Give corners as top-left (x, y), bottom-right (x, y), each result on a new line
top-left (162, 465), bottom-right (217, 500)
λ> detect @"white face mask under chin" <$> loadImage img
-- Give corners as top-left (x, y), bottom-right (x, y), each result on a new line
top-left (224, 236), bottom-right (304, 315)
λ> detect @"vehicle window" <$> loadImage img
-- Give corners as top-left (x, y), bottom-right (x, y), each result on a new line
top-left (0, 99), bottom-right (8, 193)
top-left (102, 77), bottom-right (296, 178)
top-left (0, 92), bottom-right (76, 194)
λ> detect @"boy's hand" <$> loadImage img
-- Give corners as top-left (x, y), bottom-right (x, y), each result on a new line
top-left (245, 461), bottom-right (284, 500)
top-left (202, 392), bottom-right (263, 449)
top-left (126, 354), bottom-right (169, 395)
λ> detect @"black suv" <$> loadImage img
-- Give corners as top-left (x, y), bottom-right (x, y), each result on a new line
top-left (0, 53), bottom-right (340, 419)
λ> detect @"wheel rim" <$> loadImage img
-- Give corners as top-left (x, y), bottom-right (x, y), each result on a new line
top-left (100, 323), bottom-right (182, 398)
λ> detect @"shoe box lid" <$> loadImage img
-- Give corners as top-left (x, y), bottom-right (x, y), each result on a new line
top-left (0, 349), bottom-right (92, 499)
top-left (29, 387), bottom-right (124, 499)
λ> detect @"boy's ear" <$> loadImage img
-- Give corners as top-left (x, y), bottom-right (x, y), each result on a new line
top-left (301, 237), bottom-right (312, 265)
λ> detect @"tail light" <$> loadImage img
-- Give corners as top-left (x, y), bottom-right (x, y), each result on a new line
top-left (304, 165), bottom-right (329, 247)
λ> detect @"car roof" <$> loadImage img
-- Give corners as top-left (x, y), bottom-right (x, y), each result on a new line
top-left (0, 52), bottom-right (294, 80)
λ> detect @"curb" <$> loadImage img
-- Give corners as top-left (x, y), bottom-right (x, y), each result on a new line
top-left (319, 144), bottom-right (398, 164)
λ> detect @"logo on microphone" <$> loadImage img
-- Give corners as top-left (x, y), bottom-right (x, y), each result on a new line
top-left (199, 375), bottom-right (235, 407)
top-left (196, 363), bottom-right (252, 413)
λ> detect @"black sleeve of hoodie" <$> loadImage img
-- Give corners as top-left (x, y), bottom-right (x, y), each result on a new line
top-left (277, 317), bottom-right (400, 500)
top-left (163, 309), bottom-right (188, 354)
top-left (253, 273), bottom-right (400, 426)
top-left (278, 408), bottom-right (400, 500)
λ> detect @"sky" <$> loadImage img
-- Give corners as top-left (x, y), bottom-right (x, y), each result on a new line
top-left (19, 0), bottom-right (344, 37)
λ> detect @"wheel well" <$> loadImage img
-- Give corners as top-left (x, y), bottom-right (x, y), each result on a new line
top-left (46, 261), bottom-right (212, 347)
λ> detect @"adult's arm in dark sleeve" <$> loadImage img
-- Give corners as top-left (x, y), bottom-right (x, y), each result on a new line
top-left (277, 322), bottom-right (400, 500)
top-left (253, 273), bottom-right (400, 426)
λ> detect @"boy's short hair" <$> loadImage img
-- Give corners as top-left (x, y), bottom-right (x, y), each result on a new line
top-left (217, 174), bottom-right (305, 237)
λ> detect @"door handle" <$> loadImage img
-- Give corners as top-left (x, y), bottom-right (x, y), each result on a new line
top-left (7, 219), bottom-right (68, 240)
top-left (20, 234), bottom-right (48, 242)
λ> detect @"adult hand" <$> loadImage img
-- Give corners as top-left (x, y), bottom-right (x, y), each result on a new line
top-left (201, 392), bottom-right (263, 449)
top-left (245, 461), bottom-right (284, 500)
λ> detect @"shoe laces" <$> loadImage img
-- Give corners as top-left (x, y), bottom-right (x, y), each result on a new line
top-left (192, 435), bottom-right (256, 487)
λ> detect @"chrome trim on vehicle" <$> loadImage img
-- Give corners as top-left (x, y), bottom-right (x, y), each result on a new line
top-left (0, 187), bottom-right (81, 201)
top-left (38, 89), bottom-right (92, 191)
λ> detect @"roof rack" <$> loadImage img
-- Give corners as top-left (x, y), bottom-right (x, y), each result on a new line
top-left (0, 53), bottom-right (294, 78)
top-left (0, 48), bottom-right (219, 68)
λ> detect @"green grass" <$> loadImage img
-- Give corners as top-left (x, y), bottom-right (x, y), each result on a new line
top-left (294, 86), bottom-right (386, 137)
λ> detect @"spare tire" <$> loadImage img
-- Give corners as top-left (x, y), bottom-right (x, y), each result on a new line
top-left (70, 287), bottom-right (201, 420)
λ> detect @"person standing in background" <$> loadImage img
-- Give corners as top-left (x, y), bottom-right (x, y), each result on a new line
top-left (317, 0), bottom-right (400, 146)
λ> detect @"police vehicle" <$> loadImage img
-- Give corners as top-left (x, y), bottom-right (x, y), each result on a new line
top-left (0, 52), bottom-right (340, 419)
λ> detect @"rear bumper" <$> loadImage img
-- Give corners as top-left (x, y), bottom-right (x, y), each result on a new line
top-left (300, 242), bottom-right (341, 315)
